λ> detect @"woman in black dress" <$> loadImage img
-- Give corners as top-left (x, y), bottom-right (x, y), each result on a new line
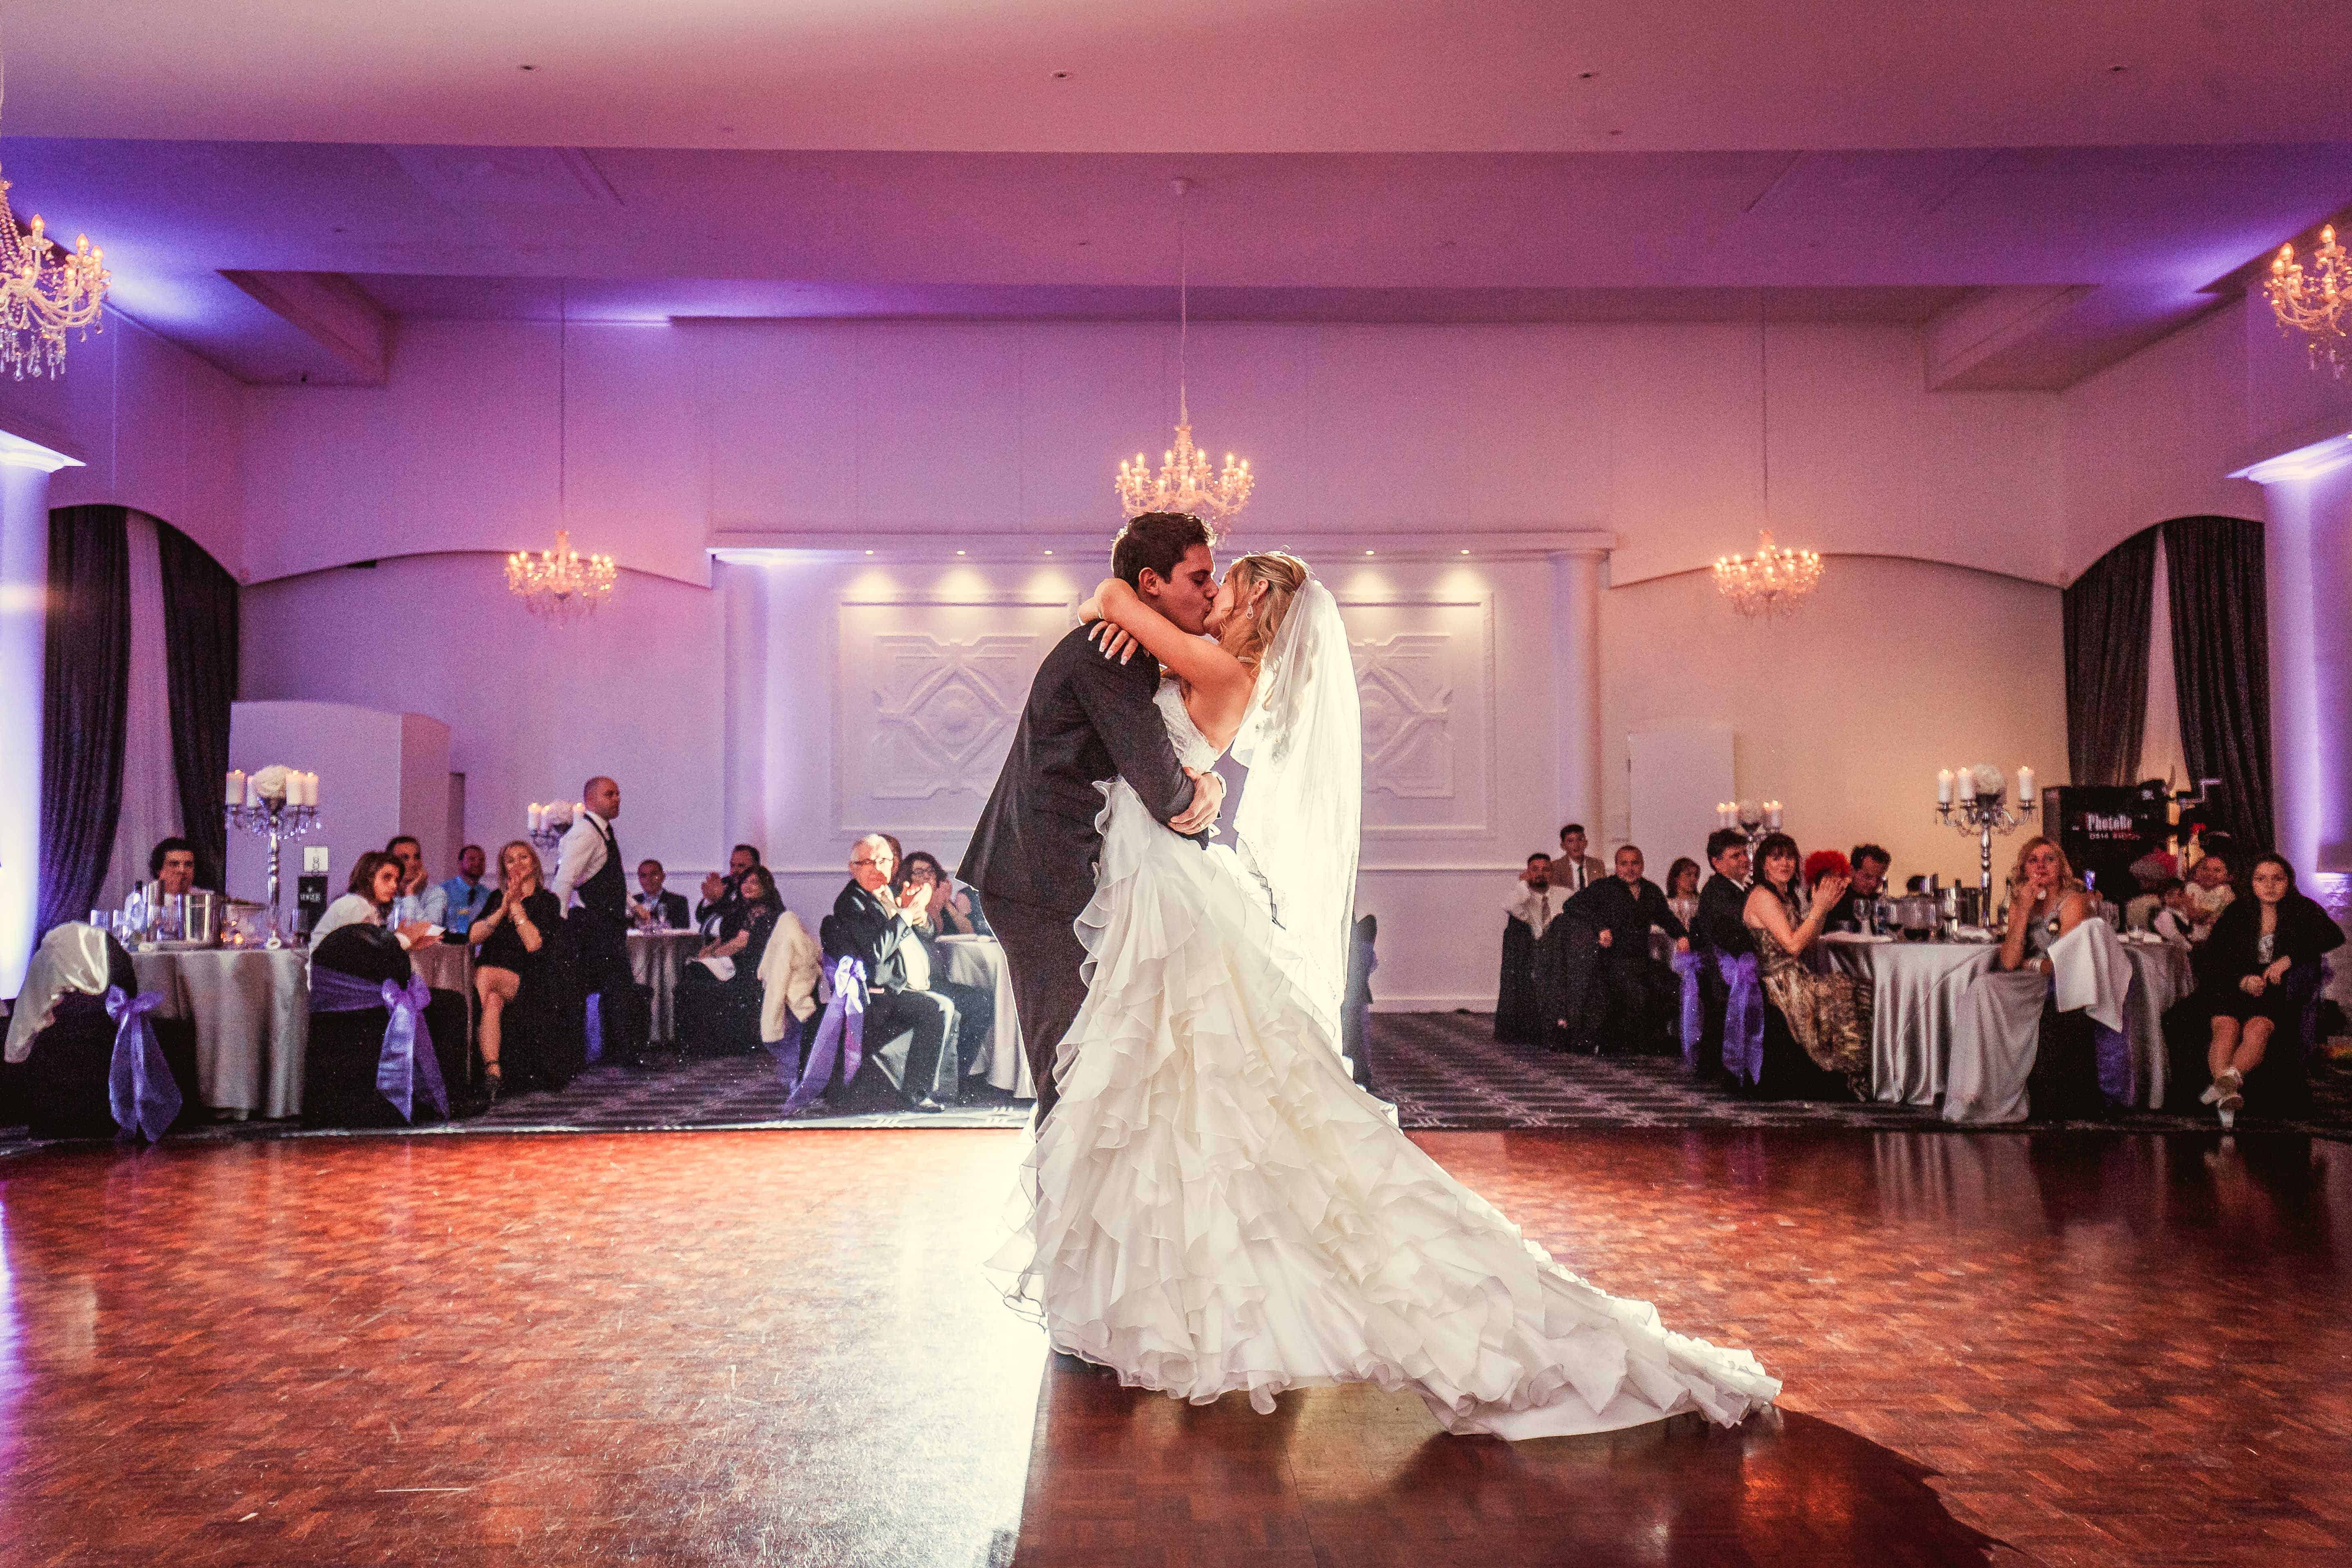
top-left (470, 840), bottom-right (561, 1102)
top-left (2193, 853), bottom-right (2344, 1128)
top-left (677, 864), bottom-right (786, 1055)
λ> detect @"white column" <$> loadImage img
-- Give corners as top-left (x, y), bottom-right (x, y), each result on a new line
top-left (1549, 546), bottom-right (1607, 833)
top-left (0, 433), bottom-right (85, 998)
top-left (2242, 442), bottom-right (2352, 878)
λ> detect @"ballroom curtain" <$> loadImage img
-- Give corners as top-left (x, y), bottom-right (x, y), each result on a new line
top-left (36, 506), bottom-right (131, 935)
top-left (99, 517), bottom-right (181, 907)
top-left (2060, 526), bottom-right (2156, 788)
top-left (157, 518), bottom-right (240, 890)
top-left (2162, 515), bottom-right (2274, 851)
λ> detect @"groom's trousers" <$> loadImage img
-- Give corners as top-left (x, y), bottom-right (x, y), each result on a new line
top-left (985, 890), bottom-right (1090, 1127)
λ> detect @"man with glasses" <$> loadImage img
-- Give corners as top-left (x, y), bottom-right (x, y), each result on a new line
top-left (827, 834), bottom-right (960, 1112)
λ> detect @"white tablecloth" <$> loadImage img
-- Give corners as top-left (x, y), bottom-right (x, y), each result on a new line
top-left (630, 929), bottom-right (702, 1045)
top-left (936, 935), bottom-right (1032, 1098)
top-left (132, 947), bottom-right (310, 1118)
top-left (1822, 933), bottom-right (2192, 1113)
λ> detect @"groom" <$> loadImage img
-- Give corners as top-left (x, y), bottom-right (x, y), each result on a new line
top-left (962, 512), bottom-right (1228, 1124)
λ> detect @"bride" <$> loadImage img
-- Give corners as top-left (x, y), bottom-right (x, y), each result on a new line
top-left (991, 548), bottom-right (1778, 1438)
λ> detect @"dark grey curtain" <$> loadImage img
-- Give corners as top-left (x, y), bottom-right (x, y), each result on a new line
top-left (2162, 515), bottom-right (2274, 851)
top-left (156, 517), bottom-right (239, 892)
top-left (36, 506), bottom-right (132, 935)
top-left (2061, 526), bottom-right (2157, 788)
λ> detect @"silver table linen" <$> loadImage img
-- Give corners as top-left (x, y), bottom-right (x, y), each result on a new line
top-left (630, 929), bottom-right (701, 1045)
top-left (131, 947), bottom-right (310, 1118)
top-left (936, 935), bottom-right (1032, 1097)
top-left (1819, 936), bottom-right (1998, 1107)
top-left (1942, 938), bottom-right (2193, 1124)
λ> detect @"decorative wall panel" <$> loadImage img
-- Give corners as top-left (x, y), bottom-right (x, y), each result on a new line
top-left (1336, 597), bottom-right (1493, 836)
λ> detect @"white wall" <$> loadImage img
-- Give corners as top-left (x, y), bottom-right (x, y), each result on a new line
top-left (225, 701), bottom-right (448, 910)
top-left (237, 555), bottom-right (726, 886)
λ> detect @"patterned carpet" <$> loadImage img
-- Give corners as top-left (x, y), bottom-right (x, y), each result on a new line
top-left (8, 1012), bottom-right (2350, 1153)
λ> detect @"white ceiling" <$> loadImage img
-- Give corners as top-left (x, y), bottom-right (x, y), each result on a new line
top-left (5, 0), bottom-right (2351, 153)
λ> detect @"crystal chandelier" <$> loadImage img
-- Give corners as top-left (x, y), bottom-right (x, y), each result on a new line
top-left (2263, 225), bottom-right (2350, 376)
top-left (1116, 178), bottom-right (1254, 522)
top-left (1715, 306), bottom-right (1823, 617)
top-left (506, 529), bottom-right (616, 619)
top-left (1713, 530), bottom-right (1824, 617)
top-left (0, 42), bottom-right (110, 378)
top-left (503, 285), bottom-right (617, 621)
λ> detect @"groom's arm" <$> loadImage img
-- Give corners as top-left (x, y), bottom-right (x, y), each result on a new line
top-left (1070, 654), bottom-right (1197, 827)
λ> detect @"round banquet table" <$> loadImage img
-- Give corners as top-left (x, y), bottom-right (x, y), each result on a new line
top-left (934, 934), bottom-right (1032, 1098)
top-left (630, 929), bottom-right (702, 1046)
top-left (131, 946), bottom-right (310, 1119)
top-left (1821, 932), bottom-right (2195, 1111)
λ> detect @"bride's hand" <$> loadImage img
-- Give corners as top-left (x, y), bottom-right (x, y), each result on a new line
top-left (1089, 621), bottom-right (1140, 664)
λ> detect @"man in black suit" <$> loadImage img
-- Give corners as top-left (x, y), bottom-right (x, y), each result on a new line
top-left (1688, 828), bottom-right (1756, 1081)
top-left (631, 860), bottom-right (692, 930)
top-left (961, 512), bottom-right (1228, 1123)
top-left (1566, 844), bottom-right (1688, 1052)
top-left (829, 833), bottom-right (960, 1112)
top-left (696, 844), bottom-right (761, 931)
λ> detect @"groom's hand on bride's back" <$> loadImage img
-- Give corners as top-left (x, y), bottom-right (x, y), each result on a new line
top-left (1171, 768), bottom-right (1225, 836)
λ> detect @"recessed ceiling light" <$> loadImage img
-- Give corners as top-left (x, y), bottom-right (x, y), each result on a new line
top-left (1460, 548), bottom-right (1470, 555)
top-left (1608, 129), bottom-right (1624, 137)
top-left (2107, 63), bottom-right (2127, 74)
top-left (864, 549), bottom-right (873, 555)
top-left (519, 64), bottom-right (537, 71)
top-left (1044, 549), bottom-right (1054, 555)
top-left (1578, 71), bottom-right (1596, 80)
top-left (1051, 69), bottom-right (1071, 80)
top-left (1365, 549), bottom-right (1375, 556)
top-left (956, 549), bottom-right (967, 555)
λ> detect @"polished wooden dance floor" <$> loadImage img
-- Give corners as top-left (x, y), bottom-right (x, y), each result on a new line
top-left (2, 1128), bottom-right (2345, 1566)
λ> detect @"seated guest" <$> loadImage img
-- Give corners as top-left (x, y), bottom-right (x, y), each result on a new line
top-left (630, 859), bottom-right (691, 929)
top-left (1744, 833), bottom-right (1869, 1098)
top-left (2185, 852), bottom-right (2235, 942)
top-left (149, 837), bottom-right (205, 896)
top-left (1567, 845), bottom-right (1688, 1053)
top-left (385, 835), bottom-right (448, 929)
top-left (1984, 835), bottom-right (2102, 1119)
top-left (439, 844), bottom-right (494, 935)
top-left (1823, 844), bottom-right (1891, 930)
top-left (312, 853), bottom-right (438, 951)
top-left (677, 864), bottom-right (787, 1055)
top-left (2149, 878), bottom-right (2196, 942)
top-left (1552, 824), bottom-right (1602, 894)
top-left (2191, 853), bottom-right (2344, 1129)
top-left (697, 844), bottom-right (762, 931)
top-left (2123, 851), bottom-right (2178, 933)
top-left (902, 851), bottom-right (984, 937)
top-left (1682, 830), bottom-right (1754, 1085)
top-left (1663, 857), bottom-right (1702, 933)
top-left (898, 850), bottom-right (997, 1067)
top-left (826, 833), bottom-right (960, 1111)
top-left (469, 840), bottom-right (564, 1102)
top-left (1497, 853), bottom-right (1557, 1043)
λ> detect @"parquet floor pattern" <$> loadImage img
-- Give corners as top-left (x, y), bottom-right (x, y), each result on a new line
top-left (2, 1127), bottom-right (2346, 1566)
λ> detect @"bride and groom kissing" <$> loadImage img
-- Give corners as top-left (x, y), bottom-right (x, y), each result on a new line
top-left (961, 510), bottom-right (1780, 1438)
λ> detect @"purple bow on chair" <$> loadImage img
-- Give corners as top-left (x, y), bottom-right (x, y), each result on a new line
top-left (104, 986), bottom-right (179, 1142)
top-left (308, 967), bottom-right (449, 1123)
top-left (1672, 949), bottom-right (1703, 1071)
top-left (780, 958), bottom-right (866, 1114)
top-left (1719, 952), bottom-right (1765, 1089)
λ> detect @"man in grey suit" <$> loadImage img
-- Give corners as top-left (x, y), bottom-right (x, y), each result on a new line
top-left (961, 512), bottom-right (1229, 1123)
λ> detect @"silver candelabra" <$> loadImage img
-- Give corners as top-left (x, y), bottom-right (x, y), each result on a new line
top-left (527, 822), bottom-right (566, 856)
top-left (225, 796), bottom-right (322, 948)
top-left (1937, 791), bottom-right (2035, 900)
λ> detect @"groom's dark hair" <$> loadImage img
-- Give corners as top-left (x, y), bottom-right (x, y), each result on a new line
top-left (1111, 512), bottom-right (1217, 590)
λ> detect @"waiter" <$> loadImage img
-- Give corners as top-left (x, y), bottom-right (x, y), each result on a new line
top-left (550, 775), bottom-right (650, 1069)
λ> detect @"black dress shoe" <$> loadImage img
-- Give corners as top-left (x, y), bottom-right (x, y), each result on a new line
top-left (911, 1096), bottom-right (948, 1113)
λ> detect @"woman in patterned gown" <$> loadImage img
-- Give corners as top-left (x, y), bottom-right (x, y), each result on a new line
top-left (1743, 832), bottom-right (1872, 1097)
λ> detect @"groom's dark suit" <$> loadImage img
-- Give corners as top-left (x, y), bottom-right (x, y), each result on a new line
top-left (962, 625), bottom-right (1200, 1123)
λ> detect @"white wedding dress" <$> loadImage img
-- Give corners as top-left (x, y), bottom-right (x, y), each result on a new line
top-left (992, 587), bottom-right (1778, 1439)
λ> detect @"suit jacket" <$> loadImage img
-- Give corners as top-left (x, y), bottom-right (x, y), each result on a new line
top-left (827, 880), bottom-right (927, 994)
top-left (1694, 873), bottom-right (1755, 959)
top-left (1548, 854), bottom-right (1605, 895)
top-left (1567, 875), bottom-right (1686, 959)
top-left (960, 623), bottom-right (1199, 918)
top-left (634, 890), bottom-right (690, 929)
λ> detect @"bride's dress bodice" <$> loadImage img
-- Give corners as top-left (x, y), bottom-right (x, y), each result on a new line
top-left (1154, 679), bottom-right (1225, 772)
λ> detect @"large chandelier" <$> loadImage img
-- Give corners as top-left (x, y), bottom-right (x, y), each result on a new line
top-left (1116, 178), bottom-right (1254, 522)
top-left (1713, 530), bottom-right (1823, 618)
top-left (503, 285), bottom-right (616, 621)
top-left (0, 43), bottom-right (110, 378)
top-left (2263, 225), bottom-right (2350, 376)
top-left (1715, 308), bottom-right (1823, 617)
top-left (506, 529), bottom-right (615, 619)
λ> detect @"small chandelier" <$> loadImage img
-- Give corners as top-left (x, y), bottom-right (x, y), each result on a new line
top-left (1116, 178), bottom-right (1254, 523)
top-left (1713, 530), bottom-right (1823, 618)
top-left (0, 42), bottom-right (110, 378)
top-left (1715, 305), bottom-right (1823, 617)
top-left (2263, 225), bottom-right (2350, 376)
top-left (502, 284), bottom-right (616, 621)
top-left (507, 529), bottom-right (615, 620)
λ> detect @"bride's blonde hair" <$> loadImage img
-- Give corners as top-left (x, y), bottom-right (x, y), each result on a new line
top-left (1218, 551), bottom-right (1311, 672)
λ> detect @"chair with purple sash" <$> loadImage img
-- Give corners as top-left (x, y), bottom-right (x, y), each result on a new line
top-left (1, 924), bottom-right (196, 1140)
top-left (302, 924), bottom-right (450, 1127)
top-left (1675, 947), bottom-right (1765, 1090)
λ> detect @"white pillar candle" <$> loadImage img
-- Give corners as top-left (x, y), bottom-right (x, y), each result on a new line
top-left (1955, 764), bottom-right (1974, 799)
top-left (529, 803), bottom-right (543, 832)
top-left (245, 775), bottom-right (260, 807)
top-left (1765, 801), bottom-right (1783, 830)
top-left (225, 769), bottom-right (245, 806)
top-left (1936, 768), bottom-right (1953, 805)
top-left (303, 772), bottom-right (319, 807)
top-left (286, 772), bottom-right (302, 808)
top-left (2016, 765), bottom-right (2036, 806)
